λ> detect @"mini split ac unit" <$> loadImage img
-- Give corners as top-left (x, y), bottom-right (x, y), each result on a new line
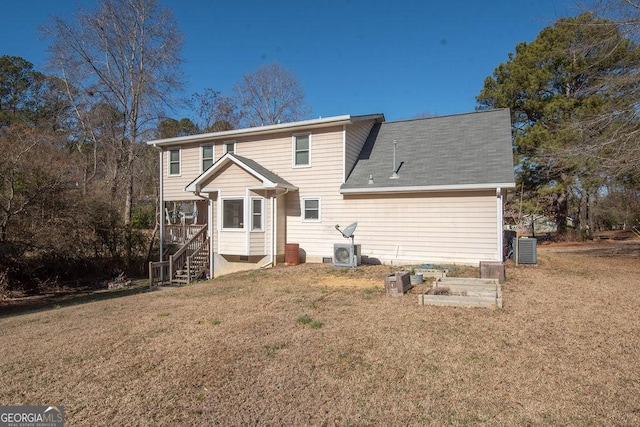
top-left (333, 243), bottom-right (361, 268)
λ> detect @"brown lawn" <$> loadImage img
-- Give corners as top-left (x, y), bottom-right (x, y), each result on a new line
top-left (1, 240), bottom-right (639, 426)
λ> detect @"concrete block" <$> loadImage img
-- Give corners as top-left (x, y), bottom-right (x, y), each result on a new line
top-left (480, 261), bottom-right (505, 282)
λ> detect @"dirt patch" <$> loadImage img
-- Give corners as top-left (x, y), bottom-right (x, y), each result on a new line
top-left (0, 243), bottom-right (639, 425)
top-left (317, 276), bottom-right (382, 289)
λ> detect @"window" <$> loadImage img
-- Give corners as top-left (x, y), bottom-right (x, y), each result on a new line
top-left (202, 144), bottom-right (214, 171)
top-left (293, 134), bottom-right (310, 167)
top-left (302, 197), bottom-right (320, 221)
top-left (168, 148), bottom-right (180, 176)
top-left (251, 198), bottom-right (264, 231)
top-left (224, 141), bottom-right (236, 154)
top-left (222, 199), bottom-right (244, 229)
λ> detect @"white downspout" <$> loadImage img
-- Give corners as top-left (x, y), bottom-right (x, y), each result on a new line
top-left (245, 188), bottom-right (250, 256)
top-left (342, 124), bottom-right (347, 183)
top-left (271, 195), bottom-right (276, 266)
top-left (208, 196), bottom-right (214, 278)
top-left (496, 187), bottom-right (503, 262)
top-left (158, 148), bottom-right (164, 263)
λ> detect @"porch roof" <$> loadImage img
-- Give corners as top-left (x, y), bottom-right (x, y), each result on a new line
top-left (185, 153), bottom-right (297, 193)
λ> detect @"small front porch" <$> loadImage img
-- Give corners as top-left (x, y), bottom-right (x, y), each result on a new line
top-left (163, 200), bottom-right (208, 245)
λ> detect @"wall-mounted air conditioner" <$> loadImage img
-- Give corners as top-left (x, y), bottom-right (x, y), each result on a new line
top-left (333, 243), bottom-right (361, 268)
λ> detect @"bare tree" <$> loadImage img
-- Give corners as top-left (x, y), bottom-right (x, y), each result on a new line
top-left (192, 88), bottom-right (241, 132)
top-left (575, 1), bottom-right (640, 186)
top-left (234, 63), bottom-right (310, 127)
top-left (45, 0), bottom-right (184, 263)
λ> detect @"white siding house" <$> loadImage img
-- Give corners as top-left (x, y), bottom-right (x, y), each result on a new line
top-left (148, 110), bottom-right (515, 278)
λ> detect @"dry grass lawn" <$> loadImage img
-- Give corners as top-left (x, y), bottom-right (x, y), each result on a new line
top-left (1, 240), bottom-right (639, 425)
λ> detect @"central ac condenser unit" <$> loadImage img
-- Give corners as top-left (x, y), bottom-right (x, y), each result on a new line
top-left (514, 237), bottom-right (537, 264)
top-left (333, 243), bottom-right (361, 268)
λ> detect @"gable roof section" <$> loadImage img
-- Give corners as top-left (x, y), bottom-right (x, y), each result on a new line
top-left (340, 109), bottom-right (516, 194)
top-left (185, 153), bottom-right (297, 193)
top-left (147, 114), bottom-right (385, 147)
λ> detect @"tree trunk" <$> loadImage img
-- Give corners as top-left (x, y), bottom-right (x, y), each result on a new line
top-left (124, 161), bottom-right (134, 266)
top-left (555, 191), bottom-right (569, 240)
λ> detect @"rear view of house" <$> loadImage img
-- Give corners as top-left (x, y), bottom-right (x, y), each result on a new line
top-left (148, 109), bottom-right (515, 284)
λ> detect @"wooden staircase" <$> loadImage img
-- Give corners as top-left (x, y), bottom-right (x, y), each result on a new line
top-left (172, 240), bottom-right (209, 285)
top-left (149, 227), bottom-right (209, 287)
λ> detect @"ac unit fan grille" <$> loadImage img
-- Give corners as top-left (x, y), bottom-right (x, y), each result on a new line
top-left (334, 247), bottom-right (351, 263)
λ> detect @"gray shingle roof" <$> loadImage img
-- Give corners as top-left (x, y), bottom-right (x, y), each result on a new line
top-left (231, 154), bottom-right (297, 189)
top-left (185, 153), bottom-right (297, 192)
top-left (341, 109), bottom-right (515, 193)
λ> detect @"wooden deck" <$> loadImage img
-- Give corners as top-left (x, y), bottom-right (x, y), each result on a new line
top-left (164, 224), bottom-right (206, 245)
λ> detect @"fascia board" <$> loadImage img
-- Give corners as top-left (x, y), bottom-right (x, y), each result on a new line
top-left (147, 114), bottom-right (384, 147)
top-left (340, 182), bottom-right (517, 194)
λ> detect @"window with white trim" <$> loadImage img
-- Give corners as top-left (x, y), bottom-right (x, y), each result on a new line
top-left (251, 198), bottom-right (264, 231)
top-left (222, 198), bottom-right (244, 229)
top-left (302, 197), bottom-right (320, 222)
top-left (202, 144), bottom-right (214, 171)
top-left (168, 148), bottom-right (180, 176)
top-left (224, 141), bottom-right (236, 154)
top-left (293, 134), bottom-right (310, 167)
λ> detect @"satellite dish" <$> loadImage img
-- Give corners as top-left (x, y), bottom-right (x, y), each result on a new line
top-left (335, 222), bottom-right (358, 240)
top-left (342, 222), bottom-right (358, 238)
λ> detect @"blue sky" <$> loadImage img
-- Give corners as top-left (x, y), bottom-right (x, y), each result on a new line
top-left (2, 0), bottom-right (580, 122)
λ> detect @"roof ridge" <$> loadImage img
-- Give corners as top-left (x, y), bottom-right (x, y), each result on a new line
top-left (385, 108), bottom-right (509, 125)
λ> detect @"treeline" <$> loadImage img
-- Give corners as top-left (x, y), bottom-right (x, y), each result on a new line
top-left (0, 55), bottom-right (159, 295)
top-left (0, 0), bottom-right (310, 296)
top-left (478, 8), bottom-right (640, 237)
top-left (2, 0), bottom-right (640, 296)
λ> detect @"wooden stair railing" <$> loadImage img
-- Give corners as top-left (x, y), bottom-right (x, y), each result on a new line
top-left (149, 226), bottom-right (208, 287)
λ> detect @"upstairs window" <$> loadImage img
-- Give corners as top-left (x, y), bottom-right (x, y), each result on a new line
top-left (202, 144), bottom-right (214, 171)
top-left (168, 148), bottom-right (180, 176)
top-left (293, 134), bottom-right (310, 167)
top-left (224, 141), bottom-right (236, 154)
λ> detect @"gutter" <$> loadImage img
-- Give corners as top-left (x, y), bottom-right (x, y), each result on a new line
top-left (340, 182), bottom-right (517, 194)
top-left (146, 114), bottom-right (385, 147)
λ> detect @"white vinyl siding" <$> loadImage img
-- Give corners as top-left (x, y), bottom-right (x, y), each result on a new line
top-left (162, 146), bottom-right (204, 201)
top-left (201, 163), bottom-right (261, 193)
top-left (292, 134), bottom-right (311, 167)
top-left (286, 191), bottom-right (500, 265)
top-left (344, 120), bottom-right (376, 181)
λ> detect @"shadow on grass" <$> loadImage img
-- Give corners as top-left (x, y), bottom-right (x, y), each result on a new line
top-left (0, 281), bottom-right (150, 319)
